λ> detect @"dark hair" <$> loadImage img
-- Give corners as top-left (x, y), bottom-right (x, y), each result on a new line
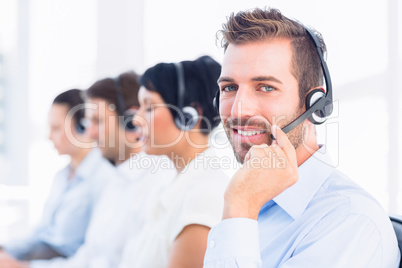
top-left (86, 70), bottom-right (140, 115)
top-left (53, 88), bottom-right (85, 126)
top-left (218, 7), bottom-right (325, 107)
top-left (140, 55), bottom-right (221, 134)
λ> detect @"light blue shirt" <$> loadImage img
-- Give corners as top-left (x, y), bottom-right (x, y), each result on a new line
top-left (4, 148), bottom-right (114, 258)
top-left (28, 153), bottom-right (177, 268)
top-left (204, 147), bottom-right (400, 268)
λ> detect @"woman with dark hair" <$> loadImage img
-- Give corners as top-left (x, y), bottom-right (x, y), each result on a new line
top-left (119, 56), bottom-right (230, 268)
top-left (0, 89), bottom-right (115, 265)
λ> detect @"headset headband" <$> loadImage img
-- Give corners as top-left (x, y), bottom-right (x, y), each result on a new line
top-left (174, 62), bottom-right (185, 110)
top-left (278, 26), bottom-right (333, 134)
top-left (113, 76), bottom-right (127, 116)
top-left (304, 27), bottom-right (332, 101)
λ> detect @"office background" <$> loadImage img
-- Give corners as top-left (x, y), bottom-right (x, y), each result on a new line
top-left (0, 0), bottom-right (400, 243)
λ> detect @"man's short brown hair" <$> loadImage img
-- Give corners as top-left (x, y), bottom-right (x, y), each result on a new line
top-left (218, 8), bottom-right (326, 107)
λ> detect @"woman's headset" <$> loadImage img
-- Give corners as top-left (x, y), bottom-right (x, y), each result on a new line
top-left (75, 119), bottom-right (86, 134)
top-left (74, 92), bottom-right (86, 134)
top-left (173, 62), bottom-right (199, 131)
top-left (113, 76), bottom-right (137, 131)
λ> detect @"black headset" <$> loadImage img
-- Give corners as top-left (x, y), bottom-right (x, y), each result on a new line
top-left (212, 25), bottom-right (333, 137)
top-left (113, 76), bottom-right (137, 131)
top-left (74, 93), bottom-right (86, 134)
top-left (173, 62), bottom-right (199, 131)
top-left (75, 119), bottom-right (86, 134)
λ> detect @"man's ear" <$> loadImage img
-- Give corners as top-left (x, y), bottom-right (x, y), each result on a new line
top-left (305, 87), bottom-right (328, 125)
top-left (304, 87), bottom-right (325, 113)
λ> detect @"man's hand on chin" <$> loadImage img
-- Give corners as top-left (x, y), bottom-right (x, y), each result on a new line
top-left (223, 125), bottom-right (299, 220)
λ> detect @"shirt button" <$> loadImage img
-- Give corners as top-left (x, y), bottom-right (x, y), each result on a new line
top-left (209, 240), bottom-right (216, 248)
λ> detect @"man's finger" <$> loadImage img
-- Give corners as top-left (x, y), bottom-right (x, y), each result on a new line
top-left (246, 144), bottom-right (269, 158)
top-left (271, 125), bottom-right (297, 165)
top-left (244, 144), bottom-right (271, 166)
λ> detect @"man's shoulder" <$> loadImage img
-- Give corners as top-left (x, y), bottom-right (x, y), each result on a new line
top-left (298, 169), bottom-right (397, 258)
top-left (311, 169), bottom-right (389, 227)
top-left (319, 169), bottom-right (381, 207)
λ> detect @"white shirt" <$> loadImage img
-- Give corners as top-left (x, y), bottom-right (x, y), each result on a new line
top-left (30, 152), bottom-right (177, 268)
top-left (119, 148), bottom-right (231, 268)
top-left (5, 148), bottom-right (113, 259)
top-left (204, 146), bottom-right (400, 268)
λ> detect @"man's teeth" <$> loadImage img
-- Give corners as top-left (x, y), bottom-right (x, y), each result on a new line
top-left (237, 130), bottom-right (265, 136)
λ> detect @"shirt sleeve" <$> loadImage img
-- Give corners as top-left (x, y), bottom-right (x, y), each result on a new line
top-left (29, 244), bottom-right (88, 268)
top-left (2, 236), bottom-right (40, 260)
top-left (203, 218), bottom-right (262, 268)
top-left (170, 179), bottom-right (228, 243)
top-left (204, 214), bottom-right (400, 268)
top-left (3, 175), bottom-right (63, 260)
top-left (29, 182), bottom-right (129, 268)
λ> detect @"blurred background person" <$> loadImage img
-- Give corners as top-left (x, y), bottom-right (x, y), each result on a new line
top-left (21, 71), bottom-right (176, 268)
top-left (86, 71), bottom-right (141, 165)
top-left (118, 55), bottom-right (230, 268)
top-left (0, 89), bottom-right (114, 263)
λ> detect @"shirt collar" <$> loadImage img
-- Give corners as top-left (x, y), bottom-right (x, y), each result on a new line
top-left (272, 145), bottom-right (335, 220)
top-left (74, 148), bottom-right (105, 180)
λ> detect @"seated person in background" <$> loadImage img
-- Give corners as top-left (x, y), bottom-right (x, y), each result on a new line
top-left (203, 7), bottom-right (400, 267)
top-left (22, 71), bottom-right (176, 268)
top-left (0, 89), bottom-right (114, 264)
top-left (118, 55), bottom-right (230, 268)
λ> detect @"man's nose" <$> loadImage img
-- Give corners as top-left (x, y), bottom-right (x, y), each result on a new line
top-left (231, 87), bottom-right (258, 119)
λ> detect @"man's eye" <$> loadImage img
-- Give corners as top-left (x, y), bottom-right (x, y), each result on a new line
top-left (260, 85), bottom-right (276, 92)
top-left (222, 85), bottom-right (237, 92)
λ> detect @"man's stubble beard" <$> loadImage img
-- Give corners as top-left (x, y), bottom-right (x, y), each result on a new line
top-left (224, 112), bottom-right (304, 164)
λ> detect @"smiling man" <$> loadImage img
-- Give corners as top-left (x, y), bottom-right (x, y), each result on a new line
top-left (203, 8), bottom-right (400, 268)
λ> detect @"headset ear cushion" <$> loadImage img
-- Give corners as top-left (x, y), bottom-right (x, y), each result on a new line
top-left (306, 89), bottom-right (325, 109)
top-left (125, 114), bottom-right (136, 131)
top-left (213, 90), bottom-right (220, 113)
top-left (75, 118), bottom-right (86, 134)
top-left (75, 123), bottom-right (86, 134)
top-left (305, 89), bottom-right (326, 125)
top-left (175, 106), bottom-right (199, 131)
top-left (122, 113), bottom-right (136, 131)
